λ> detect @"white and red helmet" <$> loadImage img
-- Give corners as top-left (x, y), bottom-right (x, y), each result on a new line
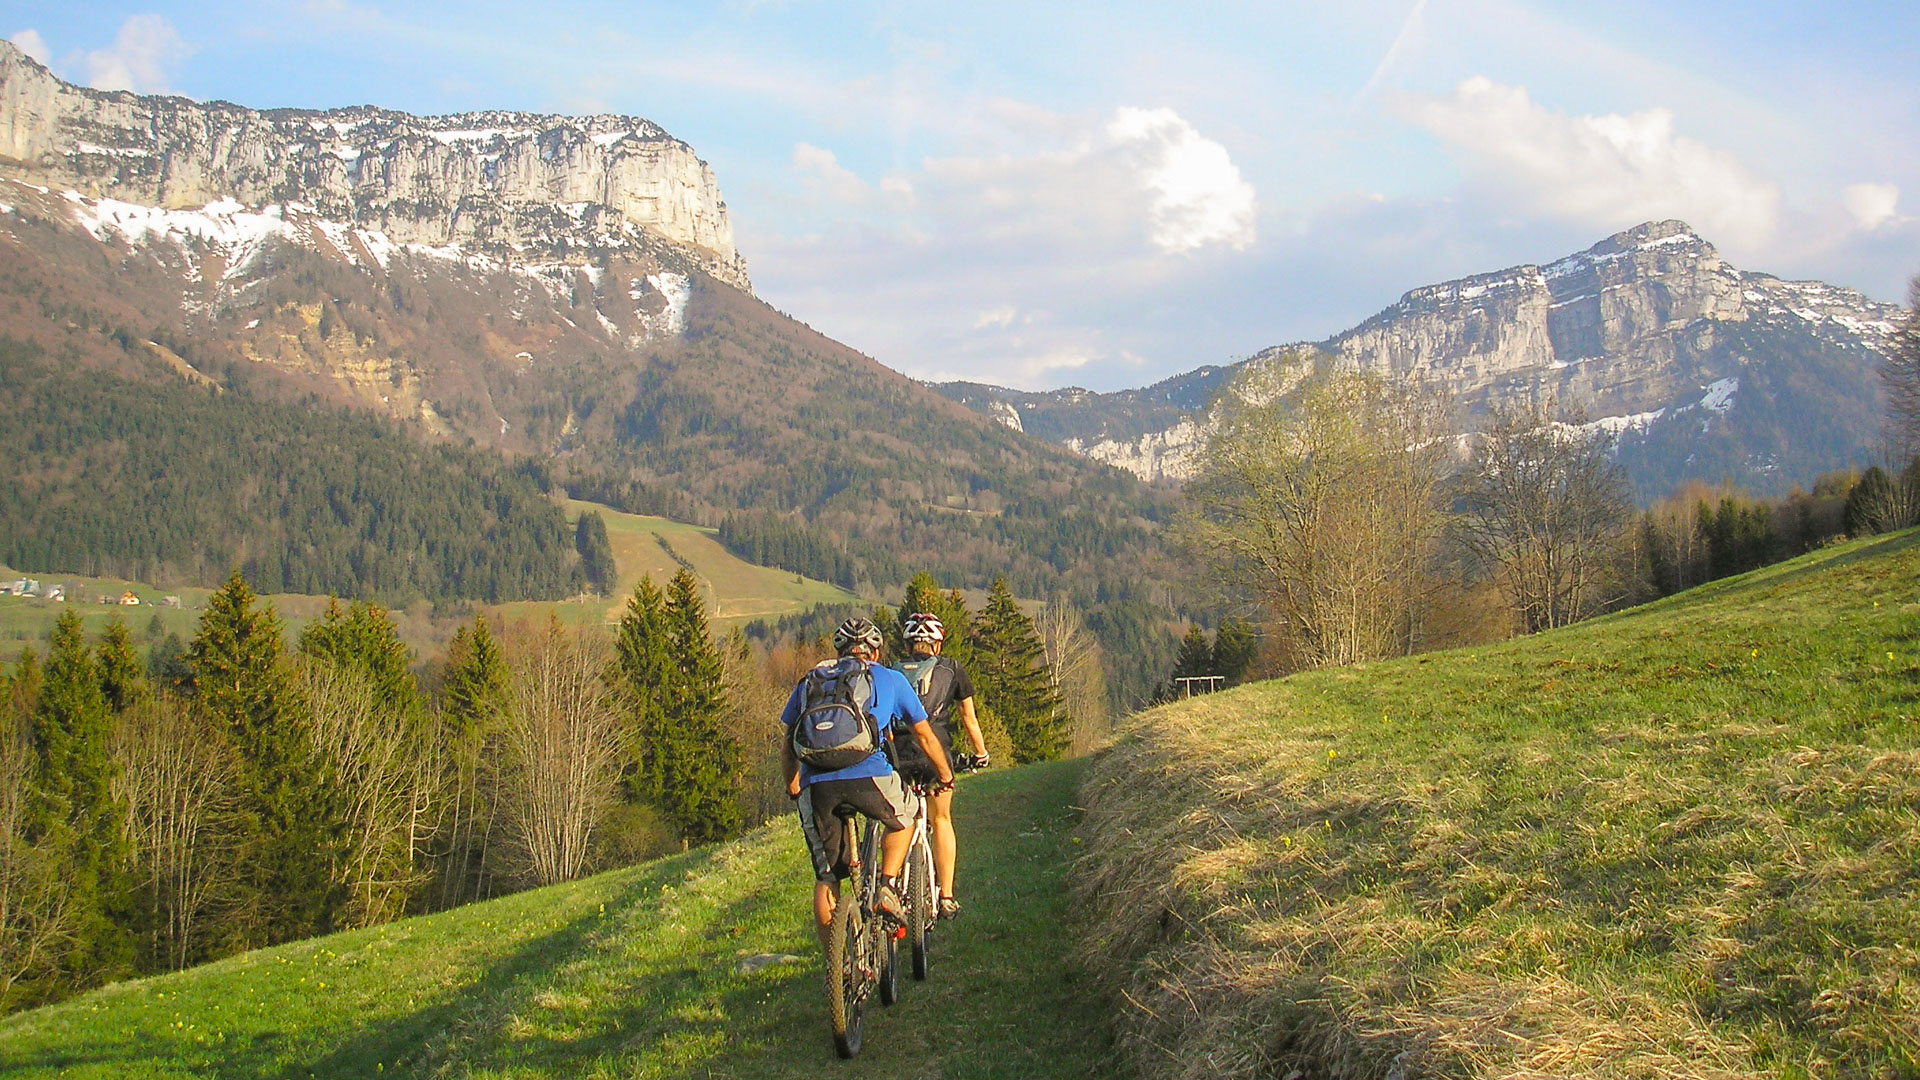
top-left (902, 612), bottom-right (946, 644)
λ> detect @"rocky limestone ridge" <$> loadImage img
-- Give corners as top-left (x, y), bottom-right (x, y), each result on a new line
top-left (940, 221), bottom-right (1907, 490)
top-left (0, 39), bottom-right (749, 290)
top-left (1309, 219), bottom-right (1895, 419)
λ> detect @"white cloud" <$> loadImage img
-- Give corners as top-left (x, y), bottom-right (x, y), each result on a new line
top-left (792, 142), bottom-right (872, 204)
top-left (1843, 183), bottom-right (1902, 230)
top-left (1405, 76), bottom-right (1781, 247)
top-left (9, 29), bottom-right (50, 65)
top-left (83, 15), bottom-right (189, 93)
top-left (749, 101), bottom-right (1267, 389)
top-left (1107, 107), bottom-right (1258, 253)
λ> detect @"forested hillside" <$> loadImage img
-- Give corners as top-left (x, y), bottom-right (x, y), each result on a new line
top-left (0, 173), bottom-right (1189, 706)
top-left (0, 339), bottom-right (580, 604)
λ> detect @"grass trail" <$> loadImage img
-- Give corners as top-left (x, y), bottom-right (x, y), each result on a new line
top-left (0, 759), bottom-right (1109, 1079)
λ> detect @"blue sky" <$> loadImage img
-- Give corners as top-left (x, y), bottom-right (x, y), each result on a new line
top-left (8, 1), bottom-right (1917, 389)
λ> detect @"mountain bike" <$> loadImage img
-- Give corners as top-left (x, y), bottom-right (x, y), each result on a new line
top-left (824, 809), bottom-right (904, 1058)
top-left (901, 756), bottom-right (984, 982)
top-left (900, 782), bottom-right (936, 982)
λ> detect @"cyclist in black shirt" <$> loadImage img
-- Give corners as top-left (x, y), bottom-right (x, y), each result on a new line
top-left (892, 612), bottom-right (989, 920)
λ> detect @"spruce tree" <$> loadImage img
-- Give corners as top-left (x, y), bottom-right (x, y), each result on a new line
top-left (1212, 617), bottom-right (1259, 686)
top-left (7, 647), bottom-right (41, 728)
top-left (299, 599), bottom-right (420, 721)
top-left (883, 572), bottom-right (975, 670)
top-left (1166, 624), bottom-right (1215, 698)
top-left (97, 618), bottom-right (150, 714)
top-left (612, 576), bottom-right (674, 805)
top-left (30, 612), bottom-right (134, 986)
top-left (437, 615), bottom-right (511, 907)
top-left (575, 512), bottom-right (617, 596)
top-left (188, 571), bottom-right (344, 945)
top-left (972, 577), bottom-right (1068, 763)
top-left (657, 571), bottom-right (743, 843)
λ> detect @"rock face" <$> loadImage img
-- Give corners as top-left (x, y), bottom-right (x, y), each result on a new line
top-left (939, 222), bottom-right (1907, 495)
top-left (0, 40), bottom-right (749, 289)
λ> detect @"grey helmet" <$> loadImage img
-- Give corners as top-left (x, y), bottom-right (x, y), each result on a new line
top-left (833, 616), bottom-right (884, 655)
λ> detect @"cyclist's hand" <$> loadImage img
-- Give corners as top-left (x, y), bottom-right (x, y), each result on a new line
top-left (933, 775), bottom-right (955, 795)
top-left (975, 752), bottom-right (991, 770)
top-left (786, 775), bottom-right (802, 799)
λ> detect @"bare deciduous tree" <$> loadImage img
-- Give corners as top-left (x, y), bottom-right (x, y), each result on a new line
top-left (1184, 353), bottom-right (1452, 669)
top-left (1883, 274), bottom-right (1920, 461)
top-left (1454, 400), bottom-right (1633, 633)
top-left (1, 713), bottom-right (78, 1007)
top-left (113, 695), bottom-right (237, 972)
top-left (297, 660), bottom-right (437, 927)
top-left (1038, 598), bottom-right (1110, 754)
top-left (500, 620), bottom-right (625, 887)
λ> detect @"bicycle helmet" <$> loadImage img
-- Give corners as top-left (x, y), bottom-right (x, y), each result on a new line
top-left (833, 616), bottom-right (884, 655)
top-left (901, 612), bottom-right (946, 644)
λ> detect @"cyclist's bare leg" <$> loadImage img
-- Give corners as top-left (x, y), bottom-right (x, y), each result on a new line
top-left (880, 822), bottom-right (911, 878)
top-left (813, 881), bottom-right (839, 948)
top-left (929, 786), bottom-right (958, 900)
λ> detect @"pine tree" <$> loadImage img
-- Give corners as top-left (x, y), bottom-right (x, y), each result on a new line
top-left (97, 618), bottom-right (150, 714)
top-left (882, 571), bottom-right (975, 669)
top-left (299, 599), bottom-right (420, 721)
top-left (6, 647), bottom-right (41, 728)
top-left (575, 512), bottom-right (617, 596)
top-left (657, 571), bottom-right (743, 843)
top-left (1166, 624), bottom-right (1215, 698)
top-left (971, 577), bottom-right (1068, 763)
top-left (437, 616), bottom-right (511, 907)
top-left (612, 576), bottom-right (674, 805)
top-left (1212, 617), bottom-right (1259, 686)
top-left (146, 632), bottom-right (192, 692)
top-left (29, 612), bottom-right (134, 987)
top-left (188, 571), bottom-right (344, 945)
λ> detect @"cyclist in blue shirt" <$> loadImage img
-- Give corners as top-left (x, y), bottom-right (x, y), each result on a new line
top-left (782, 617), bottom-right (953, 946)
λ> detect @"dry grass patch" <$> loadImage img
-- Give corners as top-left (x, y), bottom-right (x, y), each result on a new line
top-left (1074, 530), bottom-right (1920, 1079)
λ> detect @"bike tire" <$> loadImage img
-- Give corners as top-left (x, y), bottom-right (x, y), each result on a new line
top-left (909, 839), bottom-right (933, 980)
top-left (878, 922), bottom-right (900, 1005)
top-left (827, 885), bottom-right (865, 1058)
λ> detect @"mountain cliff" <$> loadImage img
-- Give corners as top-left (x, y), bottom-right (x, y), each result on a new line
top-left (941, 221), bottom-right (1907, 496)
top-left (0, 40), bottom-right (748, 289)
top-left (0, 43), bottom-right (1180, 695)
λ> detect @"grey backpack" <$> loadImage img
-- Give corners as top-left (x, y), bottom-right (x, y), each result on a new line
top-left (791, 657), bottom-right (882, 771)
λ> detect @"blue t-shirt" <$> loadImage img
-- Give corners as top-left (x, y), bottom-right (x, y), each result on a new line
top-left (780, 661), bottom-right (930, 787)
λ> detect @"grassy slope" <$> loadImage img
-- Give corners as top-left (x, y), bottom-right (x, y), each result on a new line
top-left (1074, 530), bottom-right (1920, 1080)
top-left (0, 760), bottom-right (1111, 1079)
top-left (0, 500), bottom-right (853, 663)
top-left (495, 500), bottom-right (853, 630)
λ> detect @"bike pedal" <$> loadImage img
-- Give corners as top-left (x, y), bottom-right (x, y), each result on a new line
top-left (893, 926), bottom-right (907, 941)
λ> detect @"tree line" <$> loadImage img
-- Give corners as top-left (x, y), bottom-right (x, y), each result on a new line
top-left (1179, 341), bottom-right (1920, 679)
top-left (0, 559), bottom-right (1079, 1014)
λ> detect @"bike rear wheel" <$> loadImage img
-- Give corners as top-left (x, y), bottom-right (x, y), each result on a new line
top-left (827, 882), bottom-right (866, 1057)
top-left (878, 920), bottom-right (900, 1005)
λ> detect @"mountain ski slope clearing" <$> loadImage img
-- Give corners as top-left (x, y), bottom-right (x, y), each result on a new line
top-left (0, 760), bottom-right (1110, 1079)
top-left (493, 501), bottom-right (855, 632)
top-left (1075, 529), bottom-right (1920, 1080)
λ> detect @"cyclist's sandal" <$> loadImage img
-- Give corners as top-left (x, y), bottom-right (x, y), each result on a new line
top-left (938, 896), bottom-right (961, 921)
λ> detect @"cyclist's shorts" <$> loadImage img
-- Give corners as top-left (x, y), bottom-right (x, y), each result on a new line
top-left (797, 775), bottom-right (915, 883)
top-left (892, 722), bottom-right (955, 787)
